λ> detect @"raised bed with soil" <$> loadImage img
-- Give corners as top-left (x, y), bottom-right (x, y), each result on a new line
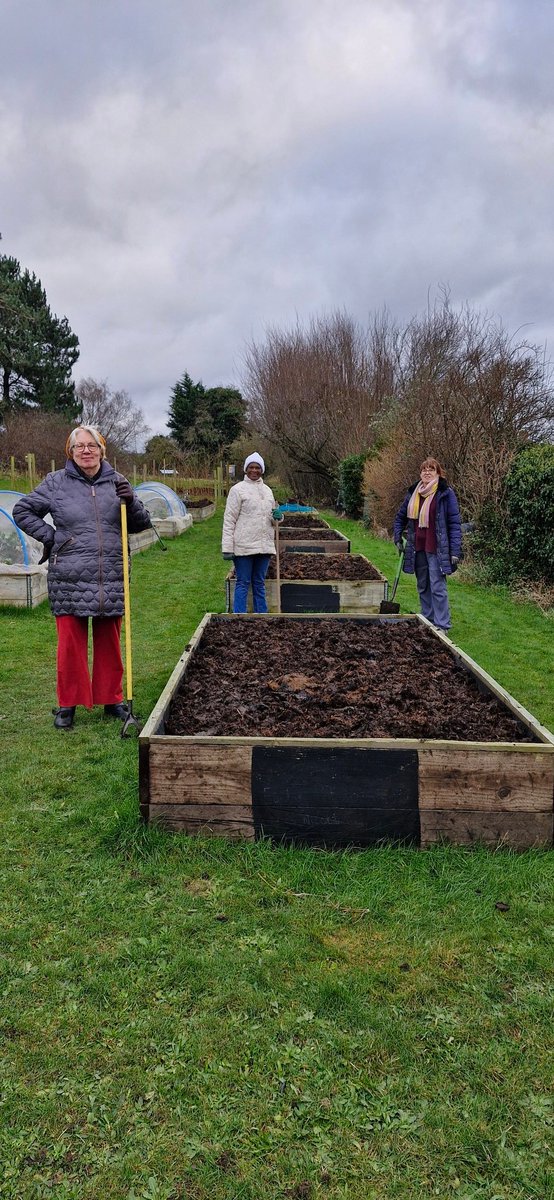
top-left (278, 527), bottom-right (350, 553)
top-left (226, 553), bottom-right (388, 612)
top-left (186, 498), bottom-right (216, 522)
top-left (277, 513), bottom-right (330, 528)
top-left (140, 614), bottom-right (554, 849)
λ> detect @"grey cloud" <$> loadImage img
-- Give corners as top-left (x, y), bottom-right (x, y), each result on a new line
top-left (1, 0), bottom-right (553, 435)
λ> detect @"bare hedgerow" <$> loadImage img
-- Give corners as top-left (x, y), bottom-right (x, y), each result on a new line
top-left (365, 293), bottom-right (553, 529)
top-left (242, 292), bottom-right (553, 516)
top-left (0, 410), bottom-right (70, 473)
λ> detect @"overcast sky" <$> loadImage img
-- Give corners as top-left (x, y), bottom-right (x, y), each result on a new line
top-left (1, 0), bottom-right (553, 440)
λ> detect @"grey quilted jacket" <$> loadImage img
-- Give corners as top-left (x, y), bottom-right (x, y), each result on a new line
top-left (13, 459), bottom-right (152, 617)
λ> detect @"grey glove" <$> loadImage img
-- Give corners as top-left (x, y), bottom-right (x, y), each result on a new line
top-left (222, 552), bottom-right (234, 560)
top-left (115, 479), bottom-right (133, 503)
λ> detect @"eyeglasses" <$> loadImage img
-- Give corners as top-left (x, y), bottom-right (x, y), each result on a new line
top-left (73, 443), bottom-right (99, 452)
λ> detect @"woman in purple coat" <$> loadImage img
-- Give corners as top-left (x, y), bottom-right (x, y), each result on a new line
top-left (13, 426), bottom-right (151, 729)
top-left (393, 457), bottom-right (462, 633)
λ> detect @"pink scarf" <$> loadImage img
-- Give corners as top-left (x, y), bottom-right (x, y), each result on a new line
top-left (407, 477), bottom-right (438, 527)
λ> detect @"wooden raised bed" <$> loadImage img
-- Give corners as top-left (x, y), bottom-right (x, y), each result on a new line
top-left (279, 527), bottom-right (350, 553)
top-left (187, 499), bottom-right (216, 522)
top-left (225, 554), bottom-right (388, 612)
top-left (139, 614), bottom-right (554, 850)
top-left (152, 514), bottom-right (193, 536)
top-left (129, 528), bottom-right (158, 554)
top-left (0, 564), bottom-right (48, 608)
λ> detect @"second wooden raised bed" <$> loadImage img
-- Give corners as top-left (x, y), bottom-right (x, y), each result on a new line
top-left (225, 554), bottom-right (388, 612)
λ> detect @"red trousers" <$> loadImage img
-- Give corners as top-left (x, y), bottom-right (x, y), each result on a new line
top-left (56, 615), bottom-right (124, 708)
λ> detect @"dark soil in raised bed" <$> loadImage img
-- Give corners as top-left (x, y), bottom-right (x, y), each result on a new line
top-left (278, 513), bottom-right (329, 527)
top-left (185, 497), bottom-right (212, 507)
top-left (266, 554), bottom-right (383, 580)
top-left (279, 527), bottom-right (344, 540)
top-left (166, 617), bottom-right (535, 742)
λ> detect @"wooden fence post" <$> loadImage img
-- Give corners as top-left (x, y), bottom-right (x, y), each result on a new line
top-left (51, 459), bottom-right (56, 473)
top-left (10, 456), bottom-right (15, 485)
top-left (133, 465), bottom-right (137, 487)
top-left (25, 453), bottom-right (35, 490)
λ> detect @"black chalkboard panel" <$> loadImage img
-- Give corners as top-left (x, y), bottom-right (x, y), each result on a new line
top-left (280, 584), bottom-right (340, 613)
top-left (252, 746), bottom-right (420, 847)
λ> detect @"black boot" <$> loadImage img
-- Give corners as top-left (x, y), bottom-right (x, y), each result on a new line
top-left (104, 702), bottom-right (129, 718)
top-left (53, 706), bottom-right (76, 729)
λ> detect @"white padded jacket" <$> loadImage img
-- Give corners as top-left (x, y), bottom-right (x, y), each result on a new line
top-left (221, 477), bottom-right (277, 556)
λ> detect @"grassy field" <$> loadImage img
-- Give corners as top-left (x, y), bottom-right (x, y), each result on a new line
top-left (0, 506), bottom-right (553, 1200)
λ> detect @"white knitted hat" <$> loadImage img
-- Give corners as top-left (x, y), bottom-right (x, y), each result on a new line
top-left (243, 453), bottom-right (265, 473)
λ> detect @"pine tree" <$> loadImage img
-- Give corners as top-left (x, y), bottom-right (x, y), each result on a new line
top-left (167, 371), bottom-right (246, 459)
top-left (0, 254), bottom-right (80, 420)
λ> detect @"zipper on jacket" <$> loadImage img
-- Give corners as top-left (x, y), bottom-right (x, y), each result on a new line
top-left (91, 485), bottom-right (105, 615)
top-left (52, 536), bottom-right (74, 567)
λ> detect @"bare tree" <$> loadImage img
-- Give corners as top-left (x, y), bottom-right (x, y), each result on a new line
top-left (243, 310), bottom-right (398, 499)
top-left (366, 294), bottom-right (554, 527)
top-left (76, 378), bottom-right (150, 453)
top-left (242, 293), bottom-right (553, 515)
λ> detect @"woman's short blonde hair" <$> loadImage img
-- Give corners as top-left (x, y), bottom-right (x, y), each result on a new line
top-left (65, 426), bottom-right (107, 459)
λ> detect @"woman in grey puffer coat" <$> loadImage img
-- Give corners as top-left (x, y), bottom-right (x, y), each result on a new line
top-left (13, 425), bottom-right (152, 729)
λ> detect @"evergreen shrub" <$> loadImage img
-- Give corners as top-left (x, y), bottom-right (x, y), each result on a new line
top-left (337, 452), bottom-right (367, 518)
top-left (473, 443), bottom-right (554, 583)
top-left (506, 443), bottom-right (554, 583)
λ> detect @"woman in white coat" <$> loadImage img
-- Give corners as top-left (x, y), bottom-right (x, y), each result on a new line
top-left (222, 453), bottom-right (281, 613)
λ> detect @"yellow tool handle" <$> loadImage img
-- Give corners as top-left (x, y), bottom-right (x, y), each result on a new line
top-left (120, 501), bottom-right (133, 702)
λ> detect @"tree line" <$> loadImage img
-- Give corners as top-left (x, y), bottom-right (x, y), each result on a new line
top-left (242, 297), bottom-right (554, 583)
top-left (2, 247), bottom-right (552, 582)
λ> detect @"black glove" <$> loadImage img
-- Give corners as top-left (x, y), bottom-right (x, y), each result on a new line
top-left (39, 536), bottom-right (54, 565)
top-left (222, 552), bottom-right (234, 560)
top-left (395, 540), bottom-right (404, 555)
top-left (451, 556), bottom-right (459, 572)
top-left (115, 479), bottom-right (133, 503)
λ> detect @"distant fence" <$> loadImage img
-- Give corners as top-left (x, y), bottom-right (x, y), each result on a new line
top-left (3, 457), bottom-right (232, 501)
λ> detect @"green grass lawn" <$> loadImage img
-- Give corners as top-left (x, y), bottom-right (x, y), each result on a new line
top-left (0, 509), bottom-right (553, 1200)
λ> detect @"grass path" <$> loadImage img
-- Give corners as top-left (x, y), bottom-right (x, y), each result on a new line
top-left (0, 508), bottom-right (552, 1199)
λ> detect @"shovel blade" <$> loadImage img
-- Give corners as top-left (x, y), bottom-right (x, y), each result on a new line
top-left (379, 601), bottom-right (401, 613)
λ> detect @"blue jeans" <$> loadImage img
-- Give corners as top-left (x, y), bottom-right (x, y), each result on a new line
top-left (414, 551), bottom-right (451, 630)
top-left (233, 554), bottom-right (271, 613)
